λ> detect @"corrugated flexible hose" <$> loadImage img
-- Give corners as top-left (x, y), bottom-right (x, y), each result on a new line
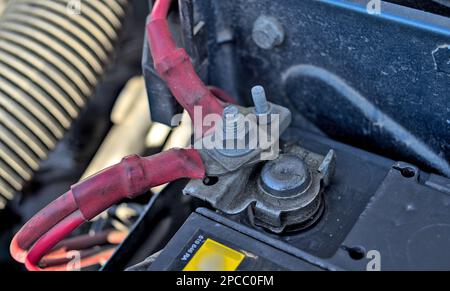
top-left (0, 0), bottom-right (129, 207)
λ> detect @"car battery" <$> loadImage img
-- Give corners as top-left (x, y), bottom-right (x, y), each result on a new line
top-left (149, 129), bottom-right (450, 271)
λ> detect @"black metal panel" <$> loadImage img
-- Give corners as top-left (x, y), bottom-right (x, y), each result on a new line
top-left (196, 0), bottom-right (450, 177)
top-left (331, 163), bottom-right (450, 270)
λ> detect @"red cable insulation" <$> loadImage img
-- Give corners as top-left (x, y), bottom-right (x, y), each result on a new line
top-left (27, 215), bottom-right (116, 271)
top-left (151, 0), bottom-right (171, 20)
top-left (42, 245), bottom-right (114, 265)
top-left (49, 229), bottom-right (126, 253)
top-left (39, 244), bottom-right (117, 270)
top-left (10, 191), bottom-right (77, 263)
top-left (147, 0), bottom-right (224, 131)
top-left (11, 149), bottom-right (205, 270)
top-left (25, 211), bottom-right (85, 271)
top-left (40, 248), bottom-right (116, 271)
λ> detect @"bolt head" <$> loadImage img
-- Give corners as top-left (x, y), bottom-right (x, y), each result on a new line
top-left (260, 154), bottom-right (311, 198)
top-left (433, 45), bottom-right (450, 74)
top-left (252, 16), bottom-right (285, 50)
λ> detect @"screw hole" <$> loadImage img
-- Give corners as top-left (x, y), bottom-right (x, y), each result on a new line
top-left (400, 167), bottom-right (416, 178)
top-left (346, 246), bottom-right (366, 260)
top-left (203, 176), bottom-right (219, 186)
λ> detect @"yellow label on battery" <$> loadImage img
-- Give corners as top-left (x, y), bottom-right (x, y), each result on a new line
top-left (183, 238), bottom-right (245, 271)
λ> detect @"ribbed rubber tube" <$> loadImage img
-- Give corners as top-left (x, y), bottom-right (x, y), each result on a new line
top-left (0, 0), bottom-right (129, 206)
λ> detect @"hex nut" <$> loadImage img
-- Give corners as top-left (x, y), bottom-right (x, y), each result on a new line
top-left (252, 15), bottom-right (285, 50)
